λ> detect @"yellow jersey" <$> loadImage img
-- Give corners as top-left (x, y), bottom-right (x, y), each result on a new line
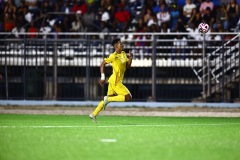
top-left (104, 51), bottom-right (129, 85)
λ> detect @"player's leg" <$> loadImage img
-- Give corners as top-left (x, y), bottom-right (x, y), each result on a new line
top-left (107, 83), bottom-right (132, 102)
top-left (89, 99), bottom-right (105, 122)
top-left (102, 84), bottom-right (115, 109)
top-left (89, 84), bottom-right (115, 121)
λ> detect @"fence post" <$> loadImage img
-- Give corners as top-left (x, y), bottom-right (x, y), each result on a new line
top-left (202, 33), bottom-right (206, 100)
top-left (53, 34), bottom-right (58, 100)
top-left (207, 55), bottom-right (211, 97)
top-left (151, 34), bottom-right (156, 101)
top-left (101, 37), bottom-right (105, 97)
top-left (221, 35), bottom-right (225, 102)
top-left (4, 42), bottom-right (8, 100)
top-left (86, 35), bottom-right (90, 100)
top-left (23, 35), bottom-right (26, 99)
top-left (43, 37), bottom-right (47, 99)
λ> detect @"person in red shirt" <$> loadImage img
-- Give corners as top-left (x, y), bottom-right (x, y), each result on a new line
top-left (113, 3), bottom-right (130, 32)
top-left (71, 0), bottom-right (87, 15)
top-left (28, 22), bottom-right (38, 38)
top-left (4, 13), bottom-right (15, 32)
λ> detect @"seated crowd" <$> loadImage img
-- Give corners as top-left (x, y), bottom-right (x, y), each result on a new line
top-left (0, 0), bottom-right (239, 39)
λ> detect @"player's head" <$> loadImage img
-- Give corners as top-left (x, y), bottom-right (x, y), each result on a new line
top-left (112, 38), bottom-right (124, 51)
top-left (112, 38), bottom-right (121, 47)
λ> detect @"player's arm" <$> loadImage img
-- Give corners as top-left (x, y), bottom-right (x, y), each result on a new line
top-left (126, 50), bottom-right (133, 69)
top-left (99, 60), bottom-right (107, 86)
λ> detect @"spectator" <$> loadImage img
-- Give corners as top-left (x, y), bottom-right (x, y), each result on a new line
top-left (186, 21), bottom-right (201, 54)
top-left (12, 0), bottom-right (21, 8)
top-left (12, 22), bottom-right (26, 38)
top-left (202, 7), bottom-right (214, 26)
top-left (128, 0), bottom-right (142, 20)
top-left (23, 6), bottom-right (33, 23)
top-left (52, 1), bottom-right (60, 13)
top-left (193, 0), bottom-right (202, 9)
top-left (158, 22), bottom-right (172, 54)
top-left (135, 17), bottom-right (145, 33)
top-left (25, 0), bottom-right (39, 15)
top-left (40, 0), bottom-right (52, 15)
top-left (153, 0), bottom-right (169, 14)
top-left (214, 4), bottom-right (229, 31)
top-left (82, 6), bottom-right (96, 32)
top-left (3, 12), bottom-right (15, 32)
top-left (72, 0), bottom-right (87, 15)
top-left (143, 8), bottom-right (154, 24)
top-left (60, 0), bottom-right (72, 14)
top-left (99, 21), bottom-right (110, 39)
top-left (101, 8), bottom-right (110, 24)
top-left (156, 4), bottom-right (171, 28)
top-left (188, 8), bottom-right (202, 28)
top-left (51, 20), bottom-right (64, 38)
top-left (39, 20), bottom-right (51, 39)
top-left (27, 22), bottom-right (38, 38)
top-left (135, 24), bottom-right (151, 59)
top-left (113, 3), bottom-right (130, 32)
top-left (199, 0), bottom-right (214, 17)
top-left (169, 2), bottom-right (180, 31)
top-left (127, 0), bottom-right (143, 31)
top-left (143, 0), bottom-right (156, 12)
top-left (69, 14), bottom-right (82, 32)
top-left (183, 0), bottom-right (196, 24)
top-left (101, 0), bottom-right (115, 21)
top-left (226, 0), bottom-right (239, 29)
top-left (16, 0), bottom-right (27, 16)
top-left (173, 18), bottom-right (187, 32)
top-left (4, 0), bottom-right (17, 20)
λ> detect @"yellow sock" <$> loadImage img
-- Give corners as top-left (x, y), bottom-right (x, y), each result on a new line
top-left (93, 100), bottom-right (104, 116)
top-left (108, 95), bottom-right (125, 102)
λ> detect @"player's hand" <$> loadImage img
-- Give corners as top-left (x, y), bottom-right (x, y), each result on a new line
top-left (99, 79), bottom-right (105, 86)
top-left (128, 50), bottom-right (133, 59)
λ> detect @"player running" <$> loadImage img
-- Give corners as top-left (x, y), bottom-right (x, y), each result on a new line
top-left (89, 38), bottom-right (133, 122)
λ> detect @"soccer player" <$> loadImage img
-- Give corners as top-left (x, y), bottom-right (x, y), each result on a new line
top-left (89, 38), bottom-right (133, 122)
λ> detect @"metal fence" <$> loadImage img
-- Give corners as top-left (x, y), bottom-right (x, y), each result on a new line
top-left (0, 32), bottom-right (239, 102)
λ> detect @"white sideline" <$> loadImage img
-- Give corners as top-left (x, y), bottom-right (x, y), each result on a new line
top-left (0, 123), bottom-right (240, 128)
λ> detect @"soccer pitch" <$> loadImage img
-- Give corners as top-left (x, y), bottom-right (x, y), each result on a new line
top-left (0, 114), bottom-right (240, 160)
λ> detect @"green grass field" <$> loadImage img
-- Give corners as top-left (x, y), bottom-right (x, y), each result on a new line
top-left (0, 114), bottom-right (240, 160)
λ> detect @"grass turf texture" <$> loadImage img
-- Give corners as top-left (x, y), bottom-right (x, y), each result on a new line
top-left (0, 114), bottom-right (240, 160)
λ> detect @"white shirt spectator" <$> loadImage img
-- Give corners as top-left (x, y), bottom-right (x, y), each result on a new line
top-left (40, 25), bottom-right (51, 39)
top-left (101, 11), bottom-right (110, 22)
top-left (12, 26), bottom-right (26, 38)
top-left (183, 1), bottom-right (196, 18)
top-left (25, 12), bottom-right (33, 22)
top-left (156, 11), bottom-right (170, 26)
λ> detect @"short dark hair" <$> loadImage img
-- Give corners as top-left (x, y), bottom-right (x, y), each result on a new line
top-left (111, 38), bottom-right (121, 47)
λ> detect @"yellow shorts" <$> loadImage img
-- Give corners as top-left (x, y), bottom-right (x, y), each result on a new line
top-left (107, 83), bottom-right (131, 96)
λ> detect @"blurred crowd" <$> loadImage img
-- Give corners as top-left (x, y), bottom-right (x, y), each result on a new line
top-left (0, 0), bottom-right (240, 39)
